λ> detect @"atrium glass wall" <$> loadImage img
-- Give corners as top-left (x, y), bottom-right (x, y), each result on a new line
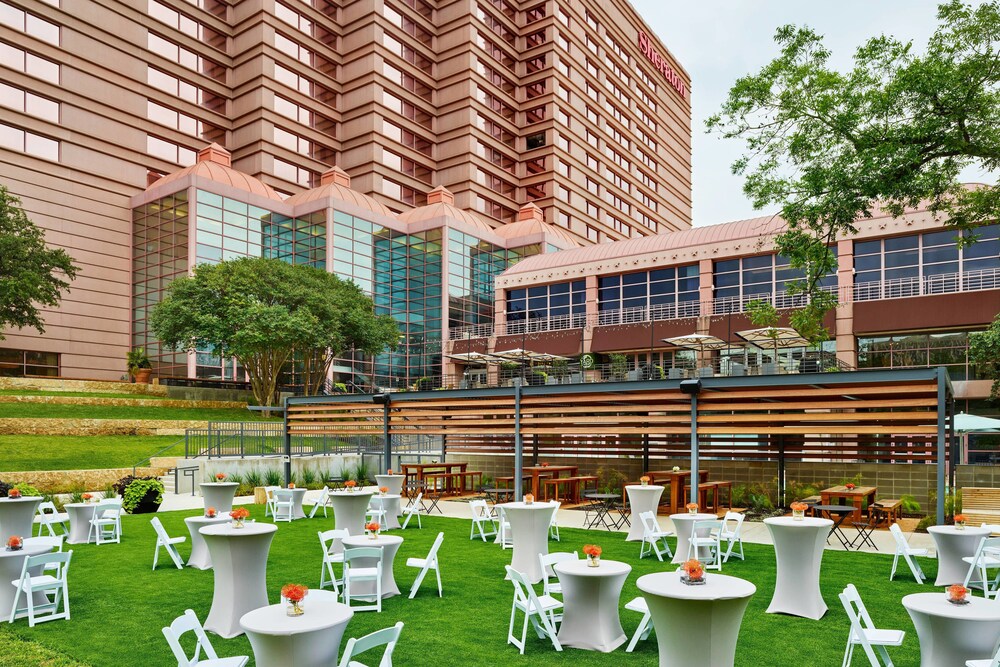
top-left (449, 229), bottom-right (534, 332)
top-left (857, 330), bottom-right (986, 380)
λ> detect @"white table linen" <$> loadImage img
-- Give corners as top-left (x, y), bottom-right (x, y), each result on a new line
top-left (763, 516), bottom-right (833, 619)
top-left (342, 533), bottom-right (403, 598)
top-left (240, 601), bottom-right (354, 667)
top-left (375, 475), bottom-right (405, 503)
top-left (554, 558), bottom-right (632, 652)
top-left (327, 491), bottom-right (374, 552)
top-left (0, 497), bottom-right (43, 544)
top-left (288, 488), bottom-right (308, 519)
top-left (903, 592), bottom-right (1000, 667)
top-left (670, 512), bottom-right (717, 564)
top-left (199, 482), bottom-right (240, 514)
top-left (927, 525), bottom-right (991, 586)
top-left (498, 501), bottom-right (557, 584)
top-left (200, 522), bottom-right (278, 638)
top-left (63, 503), bottom-right (97, 544)
top-left (183, 515), bottom-right (231, 569)
top-left (0, 541), bottom-right (53, 612)
top-left (625, 485), bottom-right (664, 542)
top-left (372, 494), bottom-right (401, 530)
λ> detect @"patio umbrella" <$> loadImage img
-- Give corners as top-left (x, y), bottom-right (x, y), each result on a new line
top-left (953, 412), bottom-right (1000, 433)
top-left (662, 333), bottom-right (730, 351)
top-left (446, 352), bottom-right (494, 365)
top-left (736, 327), bottom-right (809, 369)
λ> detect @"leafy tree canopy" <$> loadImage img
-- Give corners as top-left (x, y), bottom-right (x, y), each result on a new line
top-left (0, 185), bottom-right (78, 340)
top-left (149, 257), bottom-right (399, 406)
top-left (970, 314), bottom-right (1000, 399)
top-left (708, 1), bottom-right (1000, 338)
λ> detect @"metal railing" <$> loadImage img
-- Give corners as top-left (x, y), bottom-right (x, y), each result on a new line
top-left (852, 267), bottom-right (1000, 302)
top-left (184, 422), bottom-right (382, 459)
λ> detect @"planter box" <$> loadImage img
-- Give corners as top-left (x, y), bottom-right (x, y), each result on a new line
top-left (254, 486), bottom-right (268, 505)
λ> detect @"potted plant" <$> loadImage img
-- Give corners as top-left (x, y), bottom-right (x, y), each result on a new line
top-left (115, 475), bottom-right (164, 514)
top-left (126, 347), bottom-right (153, 383)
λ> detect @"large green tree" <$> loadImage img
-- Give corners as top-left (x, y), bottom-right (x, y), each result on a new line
top-left (970, 314), bottom-right (1000, 400)
top-left (149, 257), bottom-right (399, 406)
top-left (0, 185), bottom-right (78, 340)
top-left (708, 1), bottom-right (1000, 339)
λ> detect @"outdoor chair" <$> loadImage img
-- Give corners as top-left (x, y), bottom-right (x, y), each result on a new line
top-left (338, 622), bottom-right (404, 667)
top-left (639, 510), bottom-right (674, 561)
top-left (162, 608), bottom-right (248, 667)
top-left (687, 519), bottom-right (723, 570)
top-left (967, 641), bottom-right (1000, 667)
top-left (33, 501), bottom-right (68, 537)
top-left (150, 516), bottom-right (186, 570)
top-left (318, 528), bottom-right (350, 595)
top-left (962, 536), bottom-right (1000, 598)
top-left (505, 565), bottom-right (562, 654)
top-left (720, 511), bottom-right (745, 562)
top-left (498, 507), bottom-right (513, 549)
top-left (23, 535), bottom-right (64, 572)
top-left (624, 596), bottom-right (653, 653)
top-left (263, 486), bottom-right (280, 517)
top-left (406, 531), bottom-right (443, 599)
top-left (667, 367), bottom-right (684, 379)
top-left (469, 499), bottom-right (498, 542)
top-left (9, 551), bottom-right (72, 627)
top-left (401, 492), bottom-right (426, 529)
top-left (343, 546), bottom-right (383, 613)
top-left (849, 507), bottom-right (884, 551)
top-left (272, 489), bottom-right (294, 523)
top-left (366, 496), bottom-right (388, 527)
top-left (548, 501), bottom-right (561, 541)
top-left (87, 500), bottom-right (122, 545)
top-left (327, 473), bottom-right (345, 491)
top-left (889, 524), bottom-right (928, 584)
top-left (538, 551), bottom-right (578, 598)
top-left (839, 584), bottom-right (905, 666)
top-left (307, 486), bottom-right (332, 519)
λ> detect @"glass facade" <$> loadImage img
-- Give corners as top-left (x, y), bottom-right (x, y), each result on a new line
top-left (857, 330), bottom-right (987, 381)
top-left (713, 252), bottom-right (837, 313)
top-left (596, 265), bottom-right (699, 323)
top-left (505, 280), bottom-right (587, 331)
top-left (0, 348), bottom-right (59, 377)
top-left (448, 228), bottom-right (532, 331)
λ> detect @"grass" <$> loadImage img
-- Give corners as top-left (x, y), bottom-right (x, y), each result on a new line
top-left (0, 506), bottom-right (934, 667)
top-left (0, 390), bottom-right (169, 400)
top-left (0, 435), bottom-right (183, 472)
top-left (0, 403), bottom-right (276, 421)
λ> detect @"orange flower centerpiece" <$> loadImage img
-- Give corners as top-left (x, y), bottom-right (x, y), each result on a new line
top-left (954, 514), bottom-right (967, 530)
top-left (6, 535), bottom-right (23, 551)
top-left (524, 493), bottom-right (534, 505)
top-left (640, 476), bottom-right (651, 487)
top-left (82, 493), bottom-right (93, 503)
top-left (345, 480), bottom-right (357, 493)
top-left (365, 521), bottom-right (380, 539)
top-left (387, 469), bottom-right (393, 475)
top-left (681, 558), bottom-right (705, 584)
top-left (379, 486), bottom-right (389, 496)
top-left (541, 462), bottom-right (550, 467)
top-left (7, 488), bottom-right (21, 499)
top-left (230, 506), bottom-right (250, 528)
top-left (288, 483), bottom-right (296, 489)
top-left (281, 583), bottom-right (309, 616)
top-left (790, 501), bottom-right (809, 520)
top-left (947, 584), bottom-right (969, 605)
top-left (583, 544), bottom-right (602, 567)
top-left (206, 506), bottom-right (217, 518)
top-left (215, 473), bottom-right (226, 482)
top-left (845, 483), bottom-right (856, 490)
top-left (686, 502), bottom-right (699, 514)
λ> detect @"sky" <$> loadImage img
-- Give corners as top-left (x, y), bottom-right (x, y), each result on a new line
top-left (633, 0), bottom-right (992, 227)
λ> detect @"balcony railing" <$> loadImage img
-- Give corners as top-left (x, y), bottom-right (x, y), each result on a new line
top-left (851, 267), bottom-right (1000, 302)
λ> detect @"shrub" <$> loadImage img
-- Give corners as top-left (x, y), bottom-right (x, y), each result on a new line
top-left (784, 478), bottom-right (825, 502)
top-left (301, 468), bottom-right (317, 488)
top-left (243, 468), bottom-right (264, 490)
top-left (67, 486), bottom-right (85, 504)
top-left (916, 515), bottom-right (936, 532)
top-left (263, 468), bottom-right (282, 487)
top-left (12, 483), bottom-right (40, 497)
top-left (0, 481), bottom-right (10, 497)
top-left (352, 459), bottom-right (374, 485)
top-left (594, 465), bottom-right (627, 494)
top-left (899, 494), bottom-right (922, 515)
top-left (103, 482), bottom-right (118, 499)
top-left (121, 477), bottom-right (164, 513)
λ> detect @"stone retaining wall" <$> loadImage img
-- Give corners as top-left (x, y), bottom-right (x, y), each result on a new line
top-left (0, 395), bottom-right (246, 409)
top-left (0, 418), bottom-right (205, 436)
top-left (0, 467), bottom-right (166, 493)
top-left (0, 376), bottom-right (167, 396)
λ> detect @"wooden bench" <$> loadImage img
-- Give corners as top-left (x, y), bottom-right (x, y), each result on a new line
top-left (962, 487), bottom-right (1000, 526)
top-left (872, 499), bottom-right (902, 526)
top-left (542, 475), bottom-right (598, 503)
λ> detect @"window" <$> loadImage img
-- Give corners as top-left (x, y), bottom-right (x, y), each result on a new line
top-left (273, 64), bottom-right (336, 106)
top-left (585, 225), bottom-right (598, 242)
top-left (382, 117), bottom-right (432, 155)
top-left (477, 31), bottom-right (515, 71)
top-left (273, 94), bottom-right (336, 136)
top-left (0, 82), bottom-right (58, 122)
top-left (476, 115), bottom-right (514, 147)
top-left (0, 122), bottom-right (58, 160)
top-left (146, 134), bottom-right (195, 165)
top-left (556, 133), bottom-right (570, 151)
top-left (384, 3), bottom-right (433, 46)
top-left (477, 142), bottom-right (515, 175)
top-left (147, 100), bottom-right (224, 143)
top-left (273, 157), bottom-right (317, 187)
top-left (0, 41), bottom-right (59, 82)
top-left (477, 5), bottom-right (515, 45)
top-left (148, 32), bottom-right (226, 82)
top-left (525, 131), bottom-right (546, 150)
top-left (147, 67), bottom-right (226, 112)
top-left (148, 0), bottom-right (225, 49)
top-left (857, 330), bottom-right (987, 381)
top-left (525, 105), bottom-right (546, 124)
top-left (382, 62), bottom-right (432, 101)
top-left (0, 348), bottom-right (58, 377)
top-left (476, 195), bottom-right (515, 222)
top-left (479, 169), bottom-right (515, 196)
top-left (505, 280), bottom-right (586, 327)
top-left (382, 32), bottom-right (432, 74)
top-left (477, 87), bottom-right (515, 120)
top-left (597, 266), bottom-right (700, 320)
top-left (0, 3), bottom-right (59, 45)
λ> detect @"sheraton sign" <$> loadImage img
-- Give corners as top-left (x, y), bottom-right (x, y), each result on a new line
top-left (637, 31), bottom-right (687, 99)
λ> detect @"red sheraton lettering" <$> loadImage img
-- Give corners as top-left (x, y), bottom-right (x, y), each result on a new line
top-left (637, 31), bottom-right (687, 99)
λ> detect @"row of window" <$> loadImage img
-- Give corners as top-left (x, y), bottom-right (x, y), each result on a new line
top-left (0, 3), bottom-right (59, 45)
top-left (0, 40), bottom-right (59, 83)
top-left (0, 81), bottom-right (58, 122)
top-left (0, 348), bottom-right (59, 377)
top-left (0, 121), bottom-right (58, 161)
top-left (854, 225), bottom-right (1000, 285)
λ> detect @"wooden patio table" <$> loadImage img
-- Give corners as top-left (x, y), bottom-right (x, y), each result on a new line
top-left (644, 470), bottom-right (709, 514)
top-left (401, 462), bottom-right (467, 488)
top-left (819, 485), bottom-right (877, 524)
top-left (522, 465), bottom-right (579, 499)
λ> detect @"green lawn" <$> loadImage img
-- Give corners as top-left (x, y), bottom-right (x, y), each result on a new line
top-left (0, 390), bottom-right (169, 400)
top-left (0, 507), bottom-right (934, 667)
top-left (0, 435), bottom-right (183, 472)
top-left (0, 403), bottom-right (275, 421)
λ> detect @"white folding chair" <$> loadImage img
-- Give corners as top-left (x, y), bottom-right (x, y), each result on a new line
top-left (505, 565), bottom-right (562, 654)
top-left (967, 642), bottom-right (1000, 667)
top-left (406, 531), bottom-right (443, 599)
top-left (469, 499), bottom-right (497, 542)
top-left (23, 535), bottom-right (63, 571)
top-left (400, 492), bottom-right (426, 529)
top-left (319, 528), bottom-right (350, 595)
top-left (538, 551), bottom-right (578, 597)
top-left (88, 500), bottom-right (122, 545)
top-left (263, 486), bottom-right (280, 518)
top-left (151, 516), bottom-right (186, 570)
top-left (639, 511), bottom-right (673, 561)
top-left (548, 501), bottom-right (561, 541)
top-left (688, 519), bottom-right (723, 571)
top-left (162, 608), bottom-right (249, 667)
top-left (839, 584), bottom-right (905, 667)
top-left (343, 546), bottom-right (383, 612)
top-left (720, 510), bottom-right (745, 562)
top-left (624, 596), bottom-right (653, 653)
top-left (338, 622), bottom-right (404, 667)
top-left (33, 501), bottom-right (68, 537)
top-left (272, 489), bottom-right (294, 523)
top-left (9, 551), bottom-right (72, 627)
top-left (366, 496), bottom-right (388, 527)
top-left (308, 486), bottom-right (332, 519)
top-left (889, 523), bottom-right (928, 584)
top-left (498, 507), bottom-right (513, 549)
top-left (962, 536), bottom-right (1000, 598)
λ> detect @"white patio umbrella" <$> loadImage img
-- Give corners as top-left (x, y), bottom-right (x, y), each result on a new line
top-left (447, 351), bottom-right (494, 365)
top-left (661, 333), bottom-right (730, 351)
top-left (953, 412), bottom-right (1000, 433)
top-left (736, 327), bottom-right (809, 369)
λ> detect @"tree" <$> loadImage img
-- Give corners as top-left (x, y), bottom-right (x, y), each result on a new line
top-left (149, 257), bottom-right (399, 407)
top-left (970, 314), bottom-right (1000, 400)
top-left (0, 185), bottom-right (78, 339)
top-left (708, 1), bottom-right (1000, 337)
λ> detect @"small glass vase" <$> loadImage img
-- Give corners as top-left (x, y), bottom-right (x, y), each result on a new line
top-left (688, 507), bottom-right (698, 514)
top-left (368, 531), bottom-right (379, 540)
top-left (641, 480), bottom-right (649, 487)
top-left (792, 509), bottom-right (805, 521)
top-left (232, 519), bottom-right (244, 529)
top-left (588, 556), bottom-right (600, 568)
top-left (287, 600), bottom-right (304, 617)
top-left (956, 522), bottom-right (966, 531)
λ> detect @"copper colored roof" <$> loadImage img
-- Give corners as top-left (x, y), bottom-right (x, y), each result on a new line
top-left (504, 215), bottom-right (788, 275)
top-left (147, 144), bottom-right (282, 200)
top-left (398, 201), bottom-right (494, 234)
top-left (493, 217), bottom-right (580, 247)
top-left (284, 182), bottom-right (394, 216)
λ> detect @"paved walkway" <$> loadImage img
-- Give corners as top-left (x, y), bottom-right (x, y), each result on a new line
top-left (160, 487), bottom-right (937, 555)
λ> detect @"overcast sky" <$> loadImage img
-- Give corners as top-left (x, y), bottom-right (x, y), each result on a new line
top-left (633, 0), bottom-right (993, 227)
